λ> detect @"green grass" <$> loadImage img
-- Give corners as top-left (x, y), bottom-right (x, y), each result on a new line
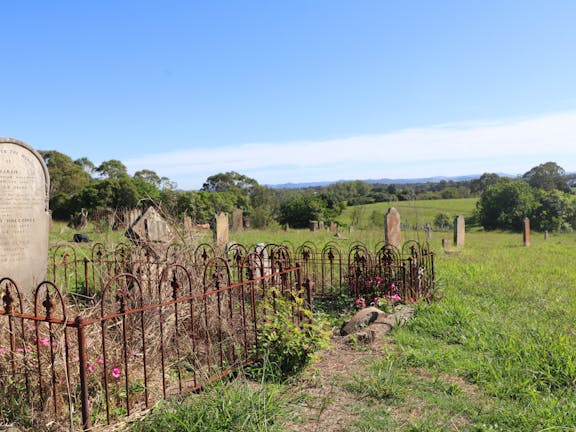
top-left (345, 230), bottom-right (576, 431)
top-left (339, 197), bottom-right (478, 229)
top-left (131, 379), bottom-right (292, 432)
top-left (43, 203), bottom-right (576, 430)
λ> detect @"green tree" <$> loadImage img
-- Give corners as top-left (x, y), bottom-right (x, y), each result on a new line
top-left (477, 180), bottom-right (537, 230)
top-left (201, 171), bottom-right (258, 194)
top-left (74, 157), bottom-right (96, 175)
top-left (134, 169), bottom-right (162, 187)
top-left (470, 173), bottom-right (506, 195)
top-left (531, 190), bottom-right (576, 232)
top-left (522, 162), bottom-right (570, 192)
top-left (277, 194), bottom-right (327, 228)
top-left (40, 150), bottom-right (91, 197)
top-left (433, 212), bottom-right (452, 230)
top-left (96, 159), bottom-right (128, 179)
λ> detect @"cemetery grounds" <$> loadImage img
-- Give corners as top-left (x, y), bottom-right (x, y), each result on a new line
top-left (8, 198), bottom-right (576, 431)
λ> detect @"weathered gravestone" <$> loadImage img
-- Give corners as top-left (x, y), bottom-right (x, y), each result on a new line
top-left (329, 222), bottom-right (338, 234)
top-left (0, 138), bottom-right (51, 294)
top-left (310, 221), bottom-right (319, 232)
top-left (454, 215), bottom-right (465, 247)
top-left (232, 208), bottom-right (243, 232)
top-left (424, 223), bottom-right (432, 240)
top-left (523, 217), bottom-right (531, 247)
top-left (385, 207), bottom-right (402, 248)
top-left (215, 212), bottom-right (229, 246)
top-left (125, 206), bottom-right (175, 256)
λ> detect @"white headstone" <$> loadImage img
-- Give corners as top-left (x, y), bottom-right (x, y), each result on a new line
top-left (0, 138), bottom-right (51, 294)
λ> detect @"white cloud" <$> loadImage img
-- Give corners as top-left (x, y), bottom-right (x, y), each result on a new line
top-left (125, 111), bottom-right (576, 189)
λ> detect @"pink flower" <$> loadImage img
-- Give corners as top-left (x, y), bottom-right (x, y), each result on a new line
top-left (38, 337), bottom-right (50, 347)
top-left (390, 283), bottom-right (397, 292)
top-left (0, 348), bottom-right (7, 355)
top-left (97, 358), bottom-right (104, 365)
top-left (112, 367), bottom-right (121, 379)
top-left (355, 297), bottom-right (366, 308)
top-left (409, 297), bottom-right (415, 303)
top-left (88, 363), bottom-right (95, 373)
top-left (16, 347), bottom-right (24, 353)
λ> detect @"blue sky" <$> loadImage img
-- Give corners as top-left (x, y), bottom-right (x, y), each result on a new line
top-left (2, 1), bottom-right (576, 189)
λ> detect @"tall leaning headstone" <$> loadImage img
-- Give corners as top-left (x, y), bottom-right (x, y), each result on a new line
top-left (523, 217), bottom-right (531, 247)
top-left (231, 208), bottom-right (243, 232)
top-left (385, 207), bottom-right (402, 248)
top-left (454, 215), bottom-right (465, 247)
top-left (0, 138), bottom-right (51, 294)
top-left (215, 212), bottom-right (229, 246)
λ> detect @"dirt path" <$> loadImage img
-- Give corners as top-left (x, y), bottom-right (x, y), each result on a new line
top-left (283, 332), bottom-right (392, 431)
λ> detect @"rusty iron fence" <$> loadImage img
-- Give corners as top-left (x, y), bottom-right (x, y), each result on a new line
top-left (47, 240), bottom-right (434, 303)
top-left (1, 240), bottom-right (434, 430)
top-left (1, 258), bottom-right (310, 431)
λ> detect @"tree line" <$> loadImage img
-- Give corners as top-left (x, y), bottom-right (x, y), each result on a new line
top-left (476, 162), bottom-right (576, 232)
top-left (41, 150), bottom-right (575, 232)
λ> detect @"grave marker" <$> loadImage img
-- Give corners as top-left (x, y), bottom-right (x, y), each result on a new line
top-left (0, 138), bottom-right (51, 294)
top-left (215, 212), bottom-right (229, 246)
top-left (454, 215), bottom-right (465, 247)
top-left (232, 208), bottom-right (243, 232)
top-left (385, 207), bottom-right (402, 247)
top-left (523, 217), bottom-right (531, 247)
top-left (126, 207), bottom-right (175, 256)
top-left (424, 223), bottom-right (432, 240)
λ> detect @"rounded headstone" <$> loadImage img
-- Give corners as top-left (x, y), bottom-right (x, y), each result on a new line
top-left (0, 138), bottom-right (51, 295)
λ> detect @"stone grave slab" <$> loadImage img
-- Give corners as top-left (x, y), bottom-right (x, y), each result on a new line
top-left (0, 138), bottom-right (51, 295)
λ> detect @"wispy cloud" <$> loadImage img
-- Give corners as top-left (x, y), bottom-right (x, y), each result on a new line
top-left (125, 111), bottom-right (576, 189)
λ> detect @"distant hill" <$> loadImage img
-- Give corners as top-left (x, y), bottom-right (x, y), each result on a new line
top-left (267, 174), bottom-right (502, 189)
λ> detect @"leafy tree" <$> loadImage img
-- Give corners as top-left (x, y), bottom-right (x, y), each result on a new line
top-left (134, 169), bottom-right (162, 187)
top-left (440, 187), bottom-right (459, 199)
top-left (531, 190), bottom-right (576, 232)
top-left (522, 162), bottom-right (570, 192)
top-left (96, 159), bottom-right (128, 179)
top-left (132, 177), bottom-right (160, 206)
top-left (201, 171), bottom-right (260, 212)
top-left (201, 171), bottom-right (258, 194)
top-left (470, 173), bottom-right (506, 195)
top-left (278, 194), bottom-right (327, 228)
top-left (109, 176), bottom-right (140, 209)
top-left (477, 180), bottom-right (537, 230)
top-left (74, 157), bottom-right (96, 175)
top-left (433, 212), bottom-right (452, 230)
top-left (40, 150), bottom-right (91, 197)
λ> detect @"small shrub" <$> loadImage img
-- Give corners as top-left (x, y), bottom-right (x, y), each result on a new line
top-left (0, 378), bottom-right (31, 427)
top-left (252, 288), bottom-right (331, 382)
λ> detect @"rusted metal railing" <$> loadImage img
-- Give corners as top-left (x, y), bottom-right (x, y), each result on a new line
top-left (1, 260), bottom-right (310, 431)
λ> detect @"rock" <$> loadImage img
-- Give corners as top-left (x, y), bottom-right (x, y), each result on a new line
top-left (340, 306), bottom-right (386, 336)
top-left (340, 305), bottom-right (416, 342)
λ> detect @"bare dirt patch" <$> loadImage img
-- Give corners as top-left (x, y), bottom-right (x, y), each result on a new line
top-left (284, 337), bottom-right (390, 432)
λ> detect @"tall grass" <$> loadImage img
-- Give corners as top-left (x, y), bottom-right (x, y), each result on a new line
top-left (131, 379), bottom-right (291, 432)
top-left (358, 230), bottom-right (576, 430)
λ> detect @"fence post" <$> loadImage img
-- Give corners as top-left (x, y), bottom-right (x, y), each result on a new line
top-left (75, 316), bottom-right (92, 431)
top-left (83, 257), bottom-right (90, 297)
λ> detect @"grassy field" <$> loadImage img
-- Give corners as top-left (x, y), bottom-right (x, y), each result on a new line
top-left (339, 197), bottom-right (478, 229)
top-left (45, 200), bottom-right (576, 431)
top-left (130, 228), bottom-right (576, 431)
top-left (339, 230), bottom-right (576, 431)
